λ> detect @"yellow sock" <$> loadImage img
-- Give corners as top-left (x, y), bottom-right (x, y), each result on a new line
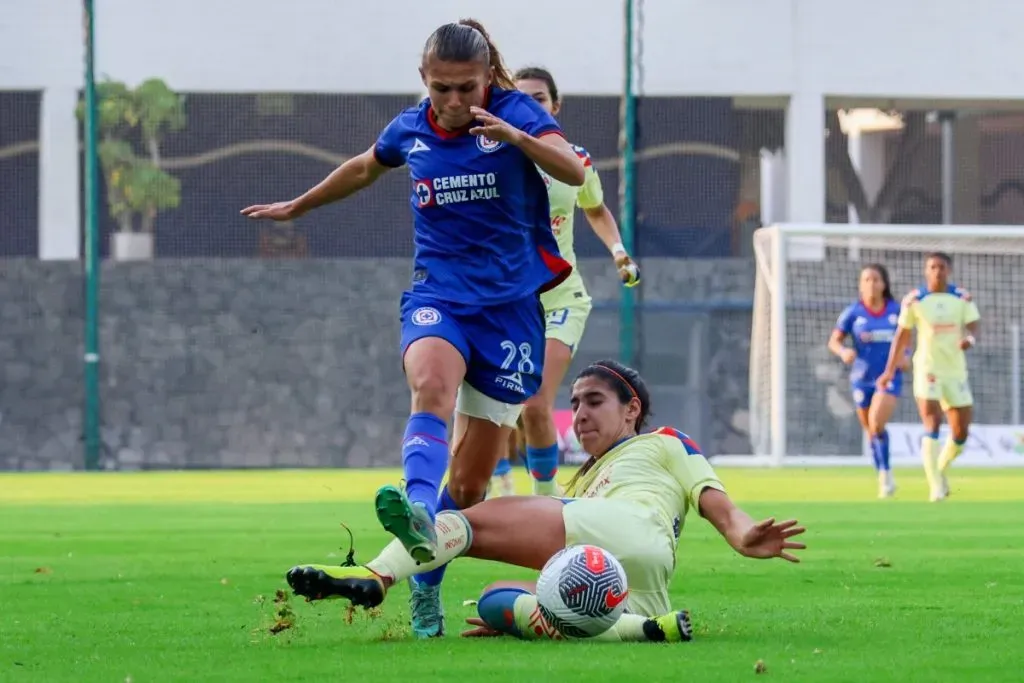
top-left (938, 439), bottom-right (965, 473)
top-left (921, 436), bottom-right (940, 488)
top-left (365, 511), bottom-right (470, 582)
top-left (532, 479), bottom-right (560, 497)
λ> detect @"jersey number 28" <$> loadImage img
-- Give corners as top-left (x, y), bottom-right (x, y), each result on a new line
top-left (500, 340), bottom-right (535, 375)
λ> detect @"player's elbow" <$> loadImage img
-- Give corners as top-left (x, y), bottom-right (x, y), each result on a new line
top-left (565, 163), bottom-right (586, 187)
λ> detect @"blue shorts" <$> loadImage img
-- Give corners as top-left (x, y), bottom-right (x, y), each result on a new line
top-left (852, 375), bottom-right (902, 409)
top-left (400, 291), bottom-right (545, 405)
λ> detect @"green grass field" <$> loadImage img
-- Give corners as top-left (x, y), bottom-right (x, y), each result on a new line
top-left (3, 467), bottom-right (1023, 682)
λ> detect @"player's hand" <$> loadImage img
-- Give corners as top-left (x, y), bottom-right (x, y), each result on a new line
top-left (738, 517), bottom-right (806, 563)
top-left (960, 336), bottom-right (975, 350)
top-left (902, 290), bottom-right (920, 307)
top-left (613, 251), bottom-right (641, 287)
top-left (839, 348), bottom-right (857, 365)
top-left (468, 107), bottom-right (525, 146)
top-left (240, 200), bottom-right (304, 221)
top-left (460, 617), bottom-right (506, 638)
top-left (876, 371), bottom-right (895, 390)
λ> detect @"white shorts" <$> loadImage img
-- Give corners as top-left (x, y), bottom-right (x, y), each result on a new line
top-left (456, 381), bottom-right (523, 428)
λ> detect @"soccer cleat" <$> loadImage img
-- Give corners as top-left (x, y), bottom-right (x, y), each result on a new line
top-left (408, 579), bottom-right (445, 638)
top-left (642, 610), bottom-right (694, 643)
top-left (285, 564), bottom-right (386, 608)
top-left (878, 471), bottom-right (897, 499)
top-left (493, 472), bottom-right (515, 497)
top-left (375, 485), bottom-right (438, 564)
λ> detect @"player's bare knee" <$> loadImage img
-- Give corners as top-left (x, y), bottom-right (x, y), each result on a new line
top-left (408, 374), bottom-right (457, 416)
top-left (446, 478), bottom-right (488, 509)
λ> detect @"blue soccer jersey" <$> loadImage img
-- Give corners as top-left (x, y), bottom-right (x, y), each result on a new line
top-left (374, 87), bottom-right (572, 306)
top-left (835, 299), bottom-right (903, 388)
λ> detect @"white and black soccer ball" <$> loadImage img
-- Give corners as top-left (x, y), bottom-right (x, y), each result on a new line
top-left (535, 545), bottom-right (629, 638)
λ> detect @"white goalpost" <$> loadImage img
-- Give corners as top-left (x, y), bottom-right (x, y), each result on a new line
top-left (721, 223), bottom-right (1024, 468)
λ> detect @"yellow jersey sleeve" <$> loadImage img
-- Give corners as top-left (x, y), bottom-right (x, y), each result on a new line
top-left (654, 427), bottom-right (726, 511)
top-left (962, 300), bottom-right (981, 325)
top-left (573, 146), bottom-right (604, 210)
top-left (898, 297), bottom-right (918, 329)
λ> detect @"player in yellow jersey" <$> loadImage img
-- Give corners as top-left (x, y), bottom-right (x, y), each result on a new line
top-left (285, 360), bottom-right (806, 642)
top-left (877, 252), bottom-right (980, 502)
top-left (488, 67), bottom-right (641, 499)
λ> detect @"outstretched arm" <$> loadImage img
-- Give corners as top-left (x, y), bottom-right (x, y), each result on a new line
top-left (241, 146), bottom-right (392, 221)
top-left (698, 487), bottom-right (805, 563)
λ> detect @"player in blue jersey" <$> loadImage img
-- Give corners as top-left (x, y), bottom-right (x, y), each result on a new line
top-left (828, 264), bottom-right (905, 498)
top-left (242, 19), bottom-right (586, 638)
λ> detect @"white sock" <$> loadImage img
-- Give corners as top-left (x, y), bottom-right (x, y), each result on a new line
top-left (366, 511), bottom-right (471, 582)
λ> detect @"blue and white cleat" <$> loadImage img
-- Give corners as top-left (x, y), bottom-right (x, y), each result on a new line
top-left (408, 578), bottom-right (445, 638)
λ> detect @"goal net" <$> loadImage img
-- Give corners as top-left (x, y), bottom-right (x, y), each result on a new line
top-left (748, 224), bottom-right (1024, 466)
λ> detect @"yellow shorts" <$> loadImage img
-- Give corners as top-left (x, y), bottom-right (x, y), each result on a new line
top-left (543, 297), bottom-right (593, 357)
top-left (913, 373), bottom-right (974, 410)
top-left (561, 498), bottom-right (675, 617)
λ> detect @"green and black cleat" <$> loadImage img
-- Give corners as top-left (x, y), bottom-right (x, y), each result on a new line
top-left (374, 485), bottom-right (438, 564)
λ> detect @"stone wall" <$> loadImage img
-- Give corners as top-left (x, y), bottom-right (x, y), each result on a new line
top-left (0, 258), bottom-right (758, 469)
top-left (5, 255), bottom-right (1016, 470)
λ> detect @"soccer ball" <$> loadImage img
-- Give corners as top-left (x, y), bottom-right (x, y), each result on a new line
top-left (535, 544), bottom-right (629, 638)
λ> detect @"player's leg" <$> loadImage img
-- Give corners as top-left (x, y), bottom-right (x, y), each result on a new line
top-left (391, 295), bottom-right (470, 563)
top-left (937, 380), bottom-right (974, 497)
top-left (489, 420), bottom-right (523, 498)
top-left (404, 407), bottom-right (517, 637)
top-left (868, 387), bottom-right (899, 497)
top-left (286, 495), bottom-right (569, 606)
top-left (914, 399), bottom-right (945, 501)
top-left (852, 386), bottom-right (877, 470)
top-left (913, 371), bottom-right (946, 500)
top-left (470, 581), bottom-right (692, 643)
top-left (522, 301), bottom-right (590, 496)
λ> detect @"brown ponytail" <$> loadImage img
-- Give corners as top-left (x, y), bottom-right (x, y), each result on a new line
top-left (456, 18), bottom-right (515, 88)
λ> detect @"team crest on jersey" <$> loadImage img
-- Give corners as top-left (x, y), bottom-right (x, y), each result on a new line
top-left (411, 307), bottom-right (442, 326)
top-left (476, 135), bottom-right (504, 153)
top-left (413, 180), bottom-right (435, 208)
top-left (888, 314), bottom-right (898, 325)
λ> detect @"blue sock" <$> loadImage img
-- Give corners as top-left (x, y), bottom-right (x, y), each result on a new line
top-left (401, 412), bottom-right (449, 520)
top-left (527, 443), bottom-right (559, 482)
top-left (414, 485), bottom-right (460, 587)
top-left (877, 430), bottom-right (891, 471)
top-left (493, 457), bottom-right (512, 477)
top-left (869, 435), bottom-right (883, 471)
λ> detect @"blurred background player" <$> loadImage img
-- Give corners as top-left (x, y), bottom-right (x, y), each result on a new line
top-left (489, 66), bottom-right (640, 498)
top-left (877, 252), bottom-right (981, 502)
top-left (827, 264), bottom-right (905, 498)
top-left (244, 19), bottom-right (585, 638)
top-left (489, 417), bottom-right (524, 497)
top-left (286, 360), bottom-right (806, 642)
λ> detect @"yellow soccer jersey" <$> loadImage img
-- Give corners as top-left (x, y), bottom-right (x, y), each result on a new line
top-left (898, 288), bottom-right (980, 381)
top-left (538, 144), bottom-right (604, 311)
top-left (565, 428), bottom-right (725, 548)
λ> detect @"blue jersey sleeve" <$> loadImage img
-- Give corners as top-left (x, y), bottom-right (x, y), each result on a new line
top-left (373, 114), bottom-right (407, 168)
top-left (505, 93), bottom-right (562, 139)
top-left (835, 303), bottom-right (858, 335)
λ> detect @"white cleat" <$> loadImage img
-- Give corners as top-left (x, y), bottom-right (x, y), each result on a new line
top-left (878, 471), bottom-right (897, 499)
